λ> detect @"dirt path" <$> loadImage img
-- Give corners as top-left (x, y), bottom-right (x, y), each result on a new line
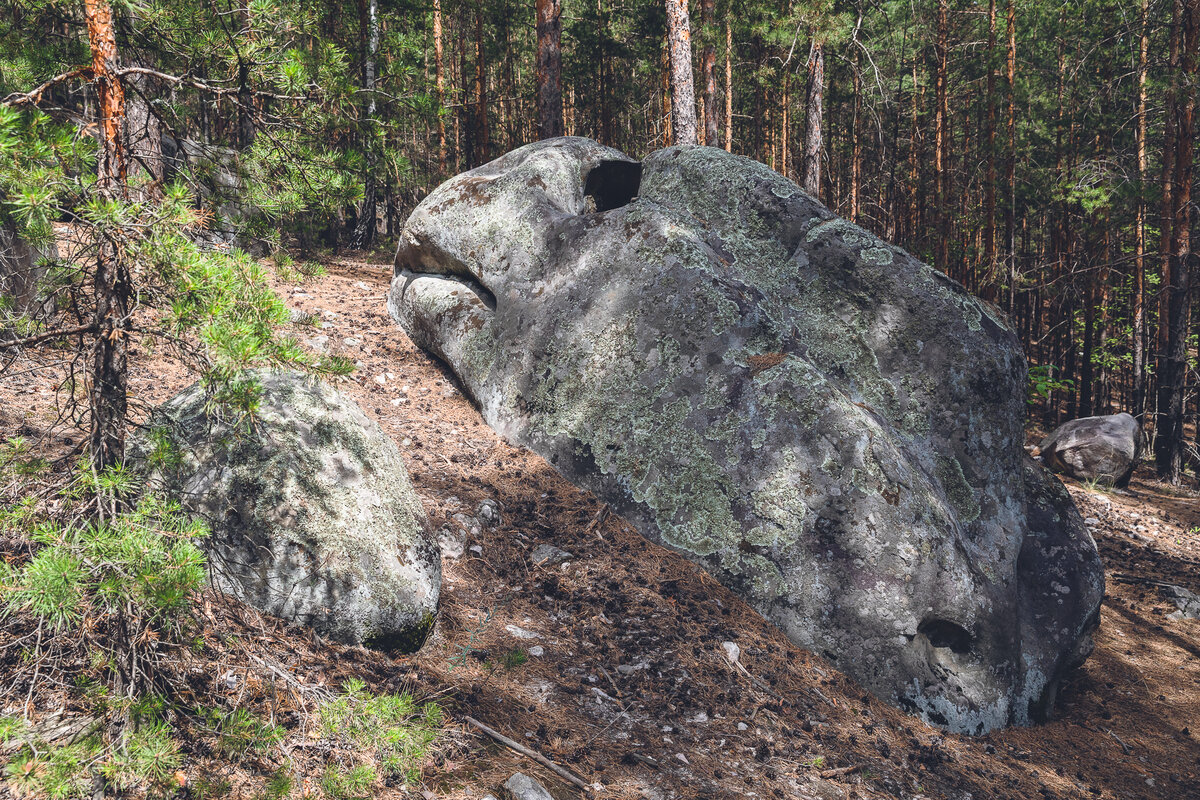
top-left (3, 254), bottom-right (1198, 799)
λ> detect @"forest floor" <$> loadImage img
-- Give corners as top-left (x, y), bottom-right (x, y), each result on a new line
top-left (2, 252), bottom-right (1199, 800)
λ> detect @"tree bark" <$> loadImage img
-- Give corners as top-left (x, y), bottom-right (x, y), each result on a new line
top-left (351, 0), bottom-right (380, 248)
top-left (665, 0), bottom-right (698, 145)
top-left (1132, 0), bottom-right (1149, 420)
top-left (535, 0), bottom-right (563, 138)
top-left (1005, 0), bottom-right (1017, 315)
top-left (984, 0), bottom-right (997, 285)
top-left (933, 0), bottom-right (949, 275)
top-left (84, 0), bottom-right (131, 471)
top-left (700, 0), bottom-right (717, 146)
top-left (1156, 0), bottom-right (1198, 483)
top-left (474, 3), bottom-right (489, 163)
top-left (724, 16), bottom-right (732, 151)
top-left (800, 38), bottom-right (824, 199)
top-left (434, 0), bottom-right (446, 171)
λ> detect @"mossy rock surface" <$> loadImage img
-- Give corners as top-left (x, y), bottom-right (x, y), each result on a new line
top-left (130, 370), bottom-right (440, 651)
top-left (387, 137), bottom-right (1103, 733)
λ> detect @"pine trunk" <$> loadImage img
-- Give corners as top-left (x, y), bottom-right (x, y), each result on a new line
top-left (701, 0), bottom-right (717, 146)
top-left (535, 0), bottom-right (563, 138)
top-left (665, 0), bottom-right (698, 145)
top-left (434, 0), bottom-right (446, 171)
top-left (84, 0), bottom-right (131, 471)
top-left (801, 38), bottom-right (823, 199)
top-left (724, 17), bottom-right (732, 151)
top-left (352, 0), bottom-right (380, 248)
top-left (1156, 0), bottom-right (1198, 482)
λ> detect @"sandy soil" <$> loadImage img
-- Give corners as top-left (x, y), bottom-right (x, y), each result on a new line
top-left (2, 253), bottom-right (1198, 800)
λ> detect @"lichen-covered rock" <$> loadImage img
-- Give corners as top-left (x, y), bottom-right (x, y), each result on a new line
top-left (387, 137), bottom-right (1104, 733)
top-left (131, 370), bottom-right (439, 650)
top-left (1039, 412), bottom-right (1140, 487)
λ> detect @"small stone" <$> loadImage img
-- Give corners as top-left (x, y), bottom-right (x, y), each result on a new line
top-left (1084, 517), bottom-right (1101, 526)
top-left (690, 711), bottom-right (709, 723)
top-left (438, 528), bottom-right (465, 559)
top-left (505, 624), bottom-right (541, 640)
top-left (737, 722), bottom-right (748, 731)
top-left (675, 753), bottom-right (690, 764)
top-left (528, 645), bottom-right (544, 657)
top-left (504, 773), bottom-right (554, 800)
top-left (469, 544), bottom-right (483, 554)
top-left (530, 543), bottom-right (573, 566)
top-left (477, 499), bottom-right (502, 527)
top-left (343, 337), bottom-right (361, 347)
top-left (374, 374), bottom-right (387, 385)
top-left (306, 335), bottom-right (329, 353)
top-left (722, 641), bottom-right (741, 664)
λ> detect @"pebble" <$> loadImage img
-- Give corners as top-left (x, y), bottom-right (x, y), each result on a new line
top-left (477, 499), bottom-right (502, 527)
top-left (528, 645), bottom-right (544, 657)
top-left (530, 543), bottom-right (573, 567)
top-left (722, 641), bottom-right (741, 664)
top-left (505, 624), bottom-right (541, 640)
top-left (504, 773), bottom-right (553, 800)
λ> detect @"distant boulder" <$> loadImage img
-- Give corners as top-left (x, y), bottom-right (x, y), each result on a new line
top-left (387, 137), bottom-right (1104, 734)
top-left (1039, 413), bottom-right (1140, 487)
top-left (132, 370), bottom-right (440, 650)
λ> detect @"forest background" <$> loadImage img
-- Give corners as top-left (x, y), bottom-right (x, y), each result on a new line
top-left (1, 0), bottom-right (1198, 482)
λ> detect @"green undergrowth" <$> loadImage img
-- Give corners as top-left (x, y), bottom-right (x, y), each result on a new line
top-left (318, 678), bottom-right (444, 788)
top-left (0, 453), bottom-right (446, 798)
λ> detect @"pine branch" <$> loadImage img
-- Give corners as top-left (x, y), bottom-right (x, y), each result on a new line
top-left (1, 67), bottom-right (91, 108)
top-left (0, 324), bottom-right (97, 350)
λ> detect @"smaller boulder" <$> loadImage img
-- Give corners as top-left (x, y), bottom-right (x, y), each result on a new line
top-left (1039, 412), bottom-right (1140, 487)
top-left (132, 370), bottom-right (440, 650)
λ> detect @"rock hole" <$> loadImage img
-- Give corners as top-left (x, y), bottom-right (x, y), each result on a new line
top-left (583, 160), bottom-right (642, 212)
top-left (918, 618), bottom-right (973, 654)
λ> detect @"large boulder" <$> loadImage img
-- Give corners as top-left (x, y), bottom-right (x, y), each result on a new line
top-left (387, 138), bottom-right (1104, 733)
top-left (1038, 413), bottom-right (1140, 487)
top-left (131, 371), bottom-right (440, 650)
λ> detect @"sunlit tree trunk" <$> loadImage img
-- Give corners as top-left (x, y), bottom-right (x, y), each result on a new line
top-left (352, 0), bottom-right (380, 248)
top-left (724, 16), bottom-right (732, 151)
top-left (84, 0), bottom-right (131, 470)
top-left (933, 0), bottom-right (949, 275)
top-left (1005, 0), bottom-right (1017, 315)
top-left (1132, 0), bottom-right (1149, 420)
top-left (535, 0), bottom-right (563, 138)
top-left (474, 3), bottom-right (488, 163)
top-left (665, 0), bottom-right (697, 145)
top-left (700, 0), bottom-right (717, 146)
top-left (434, 0), bottom-right (446, 171)
top-left (1156, 0), bottom-right (1198, 482)
top-left (800, 38), bottom-right (823, 199)
top-left (984, 0), bottom-right (997, 285)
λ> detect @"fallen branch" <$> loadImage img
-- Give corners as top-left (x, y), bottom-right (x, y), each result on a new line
top-left (820, 764), bottom-right (862, 779)
top-left (1105, 728), bottom-right (1132, 755)
top-left (463, 715), bottom-right (589, 790)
